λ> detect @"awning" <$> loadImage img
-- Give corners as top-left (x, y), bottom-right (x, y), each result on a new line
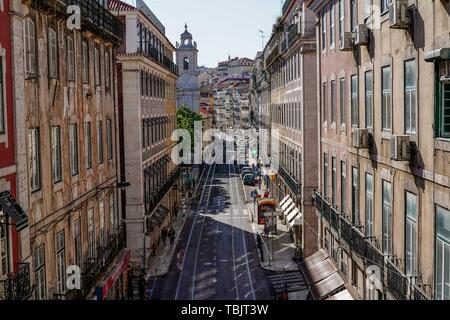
top-left (326, 289), bottom-right (354, 300)
top-left (281, 197), bottom-right (293, 211)
top-left (424, 48), bottom-right (450, 62)
top-left (288, 209), bottom-right (302, 228)
top-left (95, 249), bottom-right (131, 300)
top-left (0, 191), bottom-right (28, 232)
top-left (310, 272), bottom-right (346, 300)
top-left (299, 249), bottom-right (349, 300)
top-left (279, 195), bottom-right (290, 207)
top-left (284, 203), bottom-right (296, 217)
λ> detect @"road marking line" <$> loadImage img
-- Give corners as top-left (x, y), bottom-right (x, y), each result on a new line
top-left (228, 164), bottom-right (240, 301)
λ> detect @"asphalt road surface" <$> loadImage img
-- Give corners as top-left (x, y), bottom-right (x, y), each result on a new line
top-left (149, 162), bottom-right (273, 300)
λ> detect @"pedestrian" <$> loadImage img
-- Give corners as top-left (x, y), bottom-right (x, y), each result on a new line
top-left (170, 230), bottom-right (175, 247)
top-left (151, 241), bottom-right (157, 256)
top-left (162, 228), bottom-right (167, 245)
top-left (138, 274), bottom-right (147, 301)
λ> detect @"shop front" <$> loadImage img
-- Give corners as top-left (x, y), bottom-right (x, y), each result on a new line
top-left (95, 249), bottom-right (131, 300)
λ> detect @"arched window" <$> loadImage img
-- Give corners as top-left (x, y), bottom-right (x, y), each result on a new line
top-left (183, 57), bottom-right (189, 70)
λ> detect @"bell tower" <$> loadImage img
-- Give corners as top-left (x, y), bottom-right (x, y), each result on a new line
top-left (176, 23), bottom-right (198, 75)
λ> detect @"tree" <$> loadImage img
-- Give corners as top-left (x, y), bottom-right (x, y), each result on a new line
top-left (176, 106), bottom-right (203, 150)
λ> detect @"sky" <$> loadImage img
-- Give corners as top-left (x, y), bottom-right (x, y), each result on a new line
top-left (123, 0), bottom-right (283, 68)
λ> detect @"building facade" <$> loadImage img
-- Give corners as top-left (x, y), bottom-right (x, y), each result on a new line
top-left (176, 24), bottom-right (200, 112)
top-left (310, 0), bottom-right (450, 300)
top-left (0, 0), bottom-right (32, 301)
top-left (10, 0), bottom-right (125, 300)
top-left (264, 0), bottom-right (319, 258)
top-left (109, 0), bottom-right (180, 269)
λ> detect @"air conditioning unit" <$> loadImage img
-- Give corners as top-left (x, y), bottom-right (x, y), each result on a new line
top-left (389, 0), bottom-right (410, 29)
top-left (340, 32), bottom-right (354, 51)
top-left (352, 129), bottom-right (370, 149)
top-left (390, 135), bottom-right (412, 161)
top-left (353, 24), bottom-right (369, 46)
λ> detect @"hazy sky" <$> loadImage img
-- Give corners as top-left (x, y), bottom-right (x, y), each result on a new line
top-left (125, 0), bottom-right (283, 67)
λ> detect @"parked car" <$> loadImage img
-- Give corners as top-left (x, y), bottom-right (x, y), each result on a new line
top-left (241, 169), bottom-right (253, 178)
top-left (241, 166), bottom-right (252, 173)
top-left (243, 174), bottom-right (256, 186)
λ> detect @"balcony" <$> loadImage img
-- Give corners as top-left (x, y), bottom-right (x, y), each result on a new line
top-left (287, 24), bottom-right (299, 48)
top-left (386, 259), bottom-right (408, 300)
top-left (279, 166), bottom-right (300, 195)
top-left (147, 167), bottom-right (180, 215)
top-left (315, 193), bottom-right (339, 234)
top-left (34, 0), bottom-right (122, 44)
top-left (412, 284), bottom-right (429, 300)
top-left (0, 263), bottom-right (33, 300)
top-left (282, 0), bottom-right (294, 16)
top-left (64, 226), bottom-right (126, 300)
top-left (265, 43), bottom-right (280, 68)
top-left (140, 47), bottom-right (178, 76)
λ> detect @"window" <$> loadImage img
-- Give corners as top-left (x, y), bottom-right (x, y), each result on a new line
top-left (339, 0), bottom-right (345, 43)
top-left (51, 126), bottom-right (62, 183)
top-left (109, 193), bottom-right (116, 232)
top-left (352, 167), bottom-right (359, 226)
top-left (351, 75), bottom-right (359, 127)
top-left (350, 0), bottom-right (357, 31)
top-left (183, 57), bottom-right (189, 70)
top-left (55, 231), bottom-right (66, 295)
top-left (67, 36), bottom-right (75, 82)
top-left (439, 80), bottom-right (450, 138)
top-left (351, 260), bottom-right (358, 287)
top-left (98, 121), bottom-right (104, 164)
top-left (340, 77), bottom-right (346, 126)
top-left (323, 82), bottom-right (328, 123)
top-left (82, 41), bottom-right (89, 83)
top-left (405, 192), bottom-right (417, 277)
top-left (70, 124), bottom-right (78, 176)
top-left (24, 18), bottom-right (36, 74)
top-left (107, 119), bottom-right (113, 160)
top-left (321, 9), bottom-right (327, 50)
top-left (0, 57), bottom-right (4, 134)
top-left (85, 122), bottom-right (92, 169)
top-left (48, 28), bottom-right (58, 78)
top-left (0, 221), bottom-right (7, 276)
top-left (34, 245), bottom-right (46, 300)
top-left (99, 200), bottom-right (105, 247)
top-left (341, 161), bottom-right (347, 214)
top-left (330, 2), bottom-right (335, 49)
top-left (105, 50), bottom-right (111, 89)
top-left (382, 180), bottom-right (393, 255)
top-left (29, 128), bottom-right (41, 192)
top-left (381, 0), bottom-right (390, 12)
top-left (436, 206), bottom-right (450, 300)
top-left (324, 154), bottom-right (329, 199)
top-left (73, 218), bottom-right (82, 267)
top-left (365, 174), bottom-right (374, 237)
top-left (88, 208), bottom-right (95, 259)
top-left (382, 66), bottom-right (392, 131)
top-left (94, 46), bottom-right (101, 86)
top-left (365, 71), bottom-right (373, 128)
top-left (405, 60), bottom-right (416, 134)
top-left (364, 0), bottom-right (372, 20)
top-left (332, 157), bottom-right (337, 206)
top-left (331, 80), bottom-right (337, 124)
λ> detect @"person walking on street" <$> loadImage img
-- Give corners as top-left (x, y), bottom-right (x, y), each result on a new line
top-left (169, 229), bottom-right (175, 247)
top-left (161, 228), bottom-right (167, 246)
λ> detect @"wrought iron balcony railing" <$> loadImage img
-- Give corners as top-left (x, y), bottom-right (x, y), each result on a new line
top-left (0, 263), bottom-right (33, 300)
top-left (64, 226), bottom-right (126, 300)
top-left (287, 24), bottom-right (299, 47)
top-left (387, 259), bottom-right (408, 300)
top-left (282, 0), bottom-right (294, 16)
top-left (279, 166), bottom-right (300, 195)
top-left (146, 167), bottom-right (180, 215)
top-left (412, 284), bottom-right (429, 300)
top-left (35, 0), bottom-right (122, 44)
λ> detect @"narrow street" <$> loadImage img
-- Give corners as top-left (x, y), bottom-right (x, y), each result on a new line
top-left (148, 162), bottom-right (273, 300)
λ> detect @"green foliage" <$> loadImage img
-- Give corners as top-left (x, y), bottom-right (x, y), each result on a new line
top-left (176, 106), bottom-right (203, 149)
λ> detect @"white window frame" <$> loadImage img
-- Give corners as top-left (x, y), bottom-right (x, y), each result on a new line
top-left (330, 2), bottom-right (336, 49)
top-left (34, 245), bottom-right (46, 300)
top-left (436, 205), bottom-right (450, 300)
top-left (67, 36), bottom-right (75, 82)
top-left (51, 126), bottom-right (62, 184)
top-left (405, 60), bottom-right (417, 134)
top-left (70, 124), bottom-right (78, 176)
top-left (55, 231), bottom-right (66, 295)
top-left (365, 173), bottom-right (374, 237)
top-left (405, 192), bottom-right (417, 277)
top-left (340, 77), bottom-right (346, 127)
top-left (321, 9), bottom-right (327, 51)
top-left (48, 28), bottom-right (58, 79)
top-left (351, 74), bottom-right (359, 128)
top-left (365, 71), bottom-right (373, 129)
top-left (24, 17), bottom-right (36, 75)
top-left (339, 0), bottom-right (345, 43)
top-left (382, 180), bottom-right (393, 255)
top-left (29, 128), bottom-right (41, 192)
top-left (331, 80), bottom-right (337, 124)
top-left (382, 66), bottom-right (392, 131)
top-left (341, 161), bottom-right (347, 214)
